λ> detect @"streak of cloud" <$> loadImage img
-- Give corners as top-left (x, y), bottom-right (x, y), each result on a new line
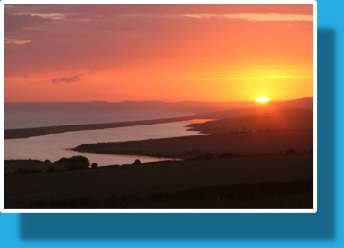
top-left (51, 75), bottom-right (82, 84)
top-left (181, 13), bottom-right (313, 22)
top-left (5, 39), bottom-right (32, 45)
top-left (4, 13), bottom-right (50, 33)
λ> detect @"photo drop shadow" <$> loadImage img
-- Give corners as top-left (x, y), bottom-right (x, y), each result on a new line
top-left (19, 29), bottom-right (335, 241)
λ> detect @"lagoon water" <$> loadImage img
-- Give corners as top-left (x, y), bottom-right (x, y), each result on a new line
top-left (4, 109), bottom-right (191, 129)
top-left (4, 120), bottom-right (204, 166)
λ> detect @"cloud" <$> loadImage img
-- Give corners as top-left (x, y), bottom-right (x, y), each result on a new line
top-left (4, 13), bottom-right (51, 33)
top-left (26, 13), bottom-right (98, 21)
top-left (181, 13), bottom-right (313, 22)
top-left (4, 4), bottom-right (313, 19)
top-left (119, 12), bottom-right (313, 22)
top-left (65, 13), bottom-right (99, 21)
top-left (5, 39), bottom-right (32, 45)
top-left (29, 13), bottom-right (67, 20)
top-left (51, 75), bottom-right (82, 84)
top-left (5, 5), bottom-right (313, 78)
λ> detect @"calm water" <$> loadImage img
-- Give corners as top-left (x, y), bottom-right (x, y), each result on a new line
top-left (4, 110), bottom-right (191, 129)
top-left (4, 120), bottom-right (207, 166)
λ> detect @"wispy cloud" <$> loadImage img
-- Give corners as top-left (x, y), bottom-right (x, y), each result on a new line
top-left (28, 13), bottom-right (67, 20)
top-left (5, 39), bottom-right (32, 45)
top-left (4, 13), bottom-right (50, 33)
top-left (51, 75), bottom-right (82, 84)
top-left (13, 12), bottom-right (98, 22)
top-left (182, 13), bottom-right (312, 22)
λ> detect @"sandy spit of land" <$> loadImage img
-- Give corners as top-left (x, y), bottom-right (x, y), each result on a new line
top-left (4, 154), bottom-right (312, 208)
top-left (73, 130), bottom-right (313, 159)
top-left (72, 110), bottom-right (313, 159)
top-left (4, 116), bottom-right (195, 139)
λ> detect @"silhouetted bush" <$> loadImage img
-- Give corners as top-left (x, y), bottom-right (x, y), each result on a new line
top-left (46, 166), bottom-right (56, 173)
top-left (45, 159), bottom-right (51, 163)
top-left (55, 155), bottom-right (90, 170)
top-left (133, 159), bottom-right (141, 165)
top-left (91, 163), bottom-right (98, 169)
top-left (285, 149), bottom-right (296, 154)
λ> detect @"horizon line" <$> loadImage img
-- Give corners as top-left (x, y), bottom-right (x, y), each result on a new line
top-left (4, 96), bottom-right (313, 104)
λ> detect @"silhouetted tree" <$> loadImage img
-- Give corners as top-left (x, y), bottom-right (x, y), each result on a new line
top-left (55, 155), bottom-right (90, 170)
top-left (133, 159), bottom-right (141, 165)
top-left (91, 163), bottom-right (98, 169)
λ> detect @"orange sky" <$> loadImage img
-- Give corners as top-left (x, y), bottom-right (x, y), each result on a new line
top-left (4, 4), bottom-right (313, 102)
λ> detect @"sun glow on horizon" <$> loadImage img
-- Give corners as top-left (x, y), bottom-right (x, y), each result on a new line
top-left (4, 5), bottom-right (313, 103)
top-left (256, 96), bottom-right (269, 104)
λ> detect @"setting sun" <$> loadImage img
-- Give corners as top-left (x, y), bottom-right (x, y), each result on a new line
top-left (256, 96), bottom-right (269, 104)
top-left (3, 4), bottom-right (315, 211)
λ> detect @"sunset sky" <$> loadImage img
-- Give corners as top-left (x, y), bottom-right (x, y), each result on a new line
top-left (4, 4), bottom-right (313, 102)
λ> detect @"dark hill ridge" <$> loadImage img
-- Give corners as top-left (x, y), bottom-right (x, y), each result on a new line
top-left (197, 98), bottom-right (313, 119)
top-left (5, 97), bottom-right (313, 139)
top-left (188, 109), bottom-right (313, 134)
top-left (5, 97), bottom-right (312, 114)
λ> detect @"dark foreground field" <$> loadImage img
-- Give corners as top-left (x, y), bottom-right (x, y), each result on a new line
top-left (27, 180), bottom-right (313, 209)
top-left (5, 154), bottom-right (313, 209)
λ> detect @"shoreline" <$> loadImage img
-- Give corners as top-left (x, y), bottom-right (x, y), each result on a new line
top-left (4, 116), bottom-right (196, 140)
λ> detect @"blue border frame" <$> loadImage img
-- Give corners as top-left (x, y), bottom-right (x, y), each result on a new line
top-left (2, 0), bottom-right (344, 247)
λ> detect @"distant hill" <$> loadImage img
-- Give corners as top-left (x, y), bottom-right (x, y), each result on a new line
top-left (188, 109), bottom-right (313, 134)
top-left (282, 97), bottom-right (313, 104)
top-left (5, 97), bottom-right (312, 116)
top-left (196, 97), bottom-right (313, 119)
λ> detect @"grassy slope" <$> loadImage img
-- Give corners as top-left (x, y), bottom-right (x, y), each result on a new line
top-left (5, 154), bottom-right (313, 208)
top-left (28, 180), bottom-right (313, 209)
top-left (4, 160), bottom-right (68, 174)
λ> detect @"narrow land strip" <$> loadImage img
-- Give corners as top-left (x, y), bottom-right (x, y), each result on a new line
top-left (73, 130), bottom-right (313, 159)
top-left (4, 116), bottom-right (195, 139)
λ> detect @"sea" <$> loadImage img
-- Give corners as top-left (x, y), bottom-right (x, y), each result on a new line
top-left (4, 110), bottom-right (207, 166)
